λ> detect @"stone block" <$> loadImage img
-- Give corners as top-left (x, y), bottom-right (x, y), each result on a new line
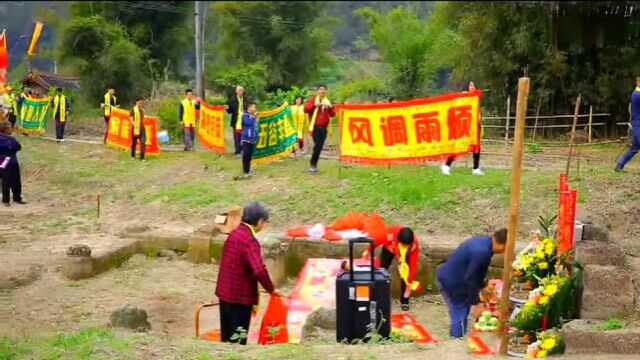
top-left (581, 265), bottom-right (635, 319)
top-left (581, 222), bottom-right (610, 242)
top-left (110, 304), bottom-right (151, 332)
top-left (187, 237), bottom-right (211, 264)
top-left (561, 319), bottom-right (640, 355)
top-left (575, 241), bottom-right (627, 267)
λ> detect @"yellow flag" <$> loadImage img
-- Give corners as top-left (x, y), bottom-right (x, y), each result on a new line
top-left (27, 22), bottom-right (44, 56)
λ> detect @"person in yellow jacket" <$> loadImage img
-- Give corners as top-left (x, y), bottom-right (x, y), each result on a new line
top-left (101, 88), bottom-right (117, 143)
top-left (51, 88), bottom-right (71, 142)
top-left (130, 98), bottom-right (146, 161)
top-left (3, 86), bottom-right (17, 128)
top-left (289, 96), bottom-right (308, 157)
top-left (178, 88), bottom-right (200, 151)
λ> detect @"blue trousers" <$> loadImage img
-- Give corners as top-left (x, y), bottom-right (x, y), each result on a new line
top-left (438, 281), bottom-right (471, 338)
top-left (617, 124), bottom-right (640, 169)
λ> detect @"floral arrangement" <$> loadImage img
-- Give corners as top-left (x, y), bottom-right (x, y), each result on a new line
top-left (512, 275), bottom-right (571, 331)
top-left (512, 232), bottom-right (558, 289)
top-left (524, 330), bottom-right (565, 358)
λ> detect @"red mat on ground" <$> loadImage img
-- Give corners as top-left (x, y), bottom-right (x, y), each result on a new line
top-left (390, 313), bottom-right (437, 344)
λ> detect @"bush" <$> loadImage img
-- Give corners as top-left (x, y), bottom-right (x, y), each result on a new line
top-left (152, 98), bottom-right (180, 144)
top-left (263, 86), bottom-right (311, 110)
top-left (207, 63), bottom-right (267, 101)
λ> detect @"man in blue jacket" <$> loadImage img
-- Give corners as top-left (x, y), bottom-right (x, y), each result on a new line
top-left (616, 77), bottom-right (640, 171)
top-left (240, 102), bottom-right (258, 178)
top-left (0, 120), bottom-right (26, 206)
top-left (436, 228), bottom-right (507, 338)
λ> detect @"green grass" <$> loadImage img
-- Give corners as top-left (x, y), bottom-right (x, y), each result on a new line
top-left (0, 327), bottom-right (145, 360)
top-left (594, 317), bottom-right (625, 331)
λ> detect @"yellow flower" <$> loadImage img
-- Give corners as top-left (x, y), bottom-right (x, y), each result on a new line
top-left (524, 354), bottom-right (533, 359)
top-left (544, 243), bottom-right (554, 256)
top-left (536, 350), bottom-right (548, 358)
top-left (543, 284), bottom-right (558, 297)
top-left (538, 296), bottom-right (549, 305)
top-left (538, 261), bottom-right (549, 270)
top-left (535, 248), bottom-right (545, 259)
top-left (541, 338), bottom-right (556, 350)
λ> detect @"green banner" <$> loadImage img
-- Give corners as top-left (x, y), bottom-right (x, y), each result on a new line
top-left (253, 103), bottom-right (297, 162)
top-left (17, 97), bottom-right (50, 134)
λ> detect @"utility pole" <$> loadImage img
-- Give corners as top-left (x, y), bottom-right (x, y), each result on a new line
top-left (195, 1), bottom-right (204, 98)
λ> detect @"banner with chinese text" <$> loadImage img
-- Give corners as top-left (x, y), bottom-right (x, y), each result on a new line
top-left (253, 103), bottom-right (297, 163)
top-left (17, 97), bottom-right (50, 134)
top-left (106, 107), bottom-right (160, 156)
top-left (196, 102), bottom-right (225, 153)
top-left (557, 173), bottom-right (577, 257)
top-left (337, 91), bottom-right (482, 165)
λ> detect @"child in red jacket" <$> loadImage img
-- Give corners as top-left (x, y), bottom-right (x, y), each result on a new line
top-left (363, 226), bottom-right (420, 311)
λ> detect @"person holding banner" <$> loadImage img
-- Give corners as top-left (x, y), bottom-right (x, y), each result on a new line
top-left (441, 81), bottom-right (484, 176)
top-left (16, 86), bottom-right (29, 113)
top-left (0, 120), bottom-right (25, 206)
top-left (51, 88), bottom-right (70, 142)
top-left (239, 102), bottom-right (259, 178)
top-left (101, 88), bottom-right (117, 144)
top-left (615, 77), bottom-right (640, 172)
top-left (130, 98), bottom-right (146, 161)
top-left (305, 85), bottom-right (335, 174)
top-left (178, 89), bottom-right (200, 151)
top-left (227, 86), bottom-right (249, 157)
top-left (3, 86), bottom-right (17, 128)
top-left (290, 96), bottom-right (308, 156)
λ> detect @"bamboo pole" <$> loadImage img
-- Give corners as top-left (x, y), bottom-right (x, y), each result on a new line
top-left (505, 95), bottom-right (511, 170)
top-left (532, 98), bottom-right (542, 141)
top-left (565, 95), bottom-right (581, 178)
top-left (498, 77), bottom-right (530, 356)
top-left (96, 193), bottom-right (101, 218)
top-left (588, 105), bottom-right (593, 143)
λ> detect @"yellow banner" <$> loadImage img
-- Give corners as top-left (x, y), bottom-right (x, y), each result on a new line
top-left (27, 22), bottom-right (43, 56)
top-left (197, 102), bottom-right (226, 153)
top-left (338, 91), bottom-right (482, 165)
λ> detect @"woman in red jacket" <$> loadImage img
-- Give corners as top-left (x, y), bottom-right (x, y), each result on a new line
top-left (363, 226), bottom-right (420, 311)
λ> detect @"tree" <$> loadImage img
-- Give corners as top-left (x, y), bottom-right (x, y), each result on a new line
top-left (59, 15), bottom-right (151, 104)
top-left (69, 1), bottom-right (191, 79)
top-left (207, 1), bottom-right (334, 92)
top-left (356, 5), bottom-right (460, 99)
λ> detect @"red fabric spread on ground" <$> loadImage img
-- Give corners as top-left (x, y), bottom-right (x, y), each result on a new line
top-left (258, 295), bottom-right (289, 344)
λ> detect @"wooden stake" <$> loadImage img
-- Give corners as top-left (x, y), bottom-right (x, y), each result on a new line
top-left (498, 77), bottom-right (530, 356)
top-left (588, 105), bottom-right (593, 143)
top-left (505, 95), bottom-right (511, 170)
top-left (96, 193), bottom-right (101, 218)
top-left (565, 95), bottom-right (581, 178)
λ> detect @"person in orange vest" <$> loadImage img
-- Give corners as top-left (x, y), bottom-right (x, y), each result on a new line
top-left (130, 98), bottom-right (146, 161)
top-left (363, 226), bottom-right (420, 311)
top-left (178, 89), bottom-right (200, 151)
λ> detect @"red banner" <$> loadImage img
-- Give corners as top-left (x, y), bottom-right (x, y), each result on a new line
top-left (106, 107), bottom-right (160, 156)
top-left (0, 31), bottom-right (7, 85)
top-left (557, 173), bottom-right (576, 257)
top-left (196, 102), bottom-right (226, 153)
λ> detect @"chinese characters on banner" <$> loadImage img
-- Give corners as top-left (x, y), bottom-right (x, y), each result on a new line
top-left (253, 103), bottom-right (297, 163)
top-left (337, 91), bottom-right (482, 165)
top-left (16, 97), bottom-right (50, 134)
top-left (557, 173), bottom-right (577, 257)
top-left (196, 102), bottom-right (226, 153)
top-left (106, 107), bottom-right (160, 156)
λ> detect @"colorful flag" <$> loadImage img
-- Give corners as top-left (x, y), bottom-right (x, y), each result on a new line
top-left (337, 91), bottom-right (482, 165)
top-left (253, 103), bottom-right (297, 163)
top-left (0, 30), bottom-right (8, 85)
top-left (27, 22), bottom-right (44, 56)
top-left (106, 107), bottom-right (160, 156)
top-left (196, 101), bottom-right (225, 153)
top-left (16, 97), bottom-right (50, 134)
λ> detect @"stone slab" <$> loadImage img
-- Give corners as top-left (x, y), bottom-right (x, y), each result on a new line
top-left (561, 319), bottom-right (640, 355)
top-left (581, 265), bottom-right (636, 319)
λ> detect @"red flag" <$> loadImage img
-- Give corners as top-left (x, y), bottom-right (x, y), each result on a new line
top-left (258, 295), bottom-right (289, 344)
top-left (0, 30), bottom-right (8, 85)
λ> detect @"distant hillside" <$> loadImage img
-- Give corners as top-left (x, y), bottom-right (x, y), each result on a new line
top-left (326, 1), bottom-right (434, 56)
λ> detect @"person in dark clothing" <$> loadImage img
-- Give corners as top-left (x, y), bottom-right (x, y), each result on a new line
top-left (226, 86), bottom-right (249, 156)
top-left (51, 88), bottom-right (71, 141)
top-left (441, 81), bottom-right (483, 176)
top-left (215, 202), bottom-right (279, 344)
top-left (304, 84), bottom-right (335, 174)
top-left (130, 98), bottom-right (146, 161)
top-left (616, 77), bottom-right (640, 171)
top-left (436, 228), bottom-right (507, 338)
top-left (0, 120), bottom-right (25, 206)
top-left (240, 102), bottom-right (258, 178)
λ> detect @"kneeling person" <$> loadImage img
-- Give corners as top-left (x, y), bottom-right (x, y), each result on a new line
top-left (364, 226), bottom-right (420, 311)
